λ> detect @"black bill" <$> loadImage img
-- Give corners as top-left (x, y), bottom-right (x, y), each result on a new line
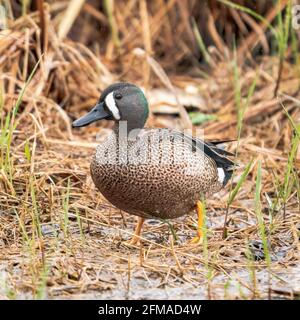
top-left (72, 102), bottom-right (110, 127)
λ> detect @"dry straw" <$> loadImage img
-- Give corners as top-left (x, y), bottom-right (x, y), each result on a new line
top-left (0, 0), bottom-right (299, 299)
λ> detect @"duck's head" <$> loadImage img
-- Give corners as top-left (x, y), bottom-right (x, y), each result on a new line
top-left (72, 82), bottom-right (149, 132)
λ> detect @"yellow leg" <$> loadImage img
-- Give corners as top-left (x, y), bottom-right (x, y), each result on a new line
top-left (126, 217), bottom-right (145, 245)
top-left (190, 201), bottom-right (204, 244)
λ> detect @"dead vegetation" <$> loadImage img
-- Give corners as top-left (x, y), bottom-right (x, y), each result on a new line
top-left (0, 0), bottom-right (299, 299)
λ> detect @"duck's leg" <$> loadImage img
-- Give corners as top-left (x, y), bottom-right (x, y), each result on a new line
top-left (127, 217), bottom-right (145, 245)
top-left (190, 200), bottom-right (204, 244)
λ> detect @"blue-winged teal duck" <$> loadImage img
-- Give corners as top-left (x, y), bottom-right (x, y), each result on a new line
top-left (73, 83), bottom-right (234, 244)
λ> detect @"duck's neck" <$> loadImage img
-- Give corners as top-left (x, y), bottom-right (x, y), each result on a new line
top-left (113, 119), bottom-right (146, 139)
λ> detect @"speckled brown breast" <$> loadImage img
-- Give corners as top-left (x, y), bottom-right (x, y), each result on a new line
top-left (91, 129), bottom-right (222, 219)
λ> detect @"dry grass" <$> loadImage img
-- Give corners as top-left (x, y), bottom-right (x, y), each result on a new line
top-left (0, 0), bottom-right (299, 299)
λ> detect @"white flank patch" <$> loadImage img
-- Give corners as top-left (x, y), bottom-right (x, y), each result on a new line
top-left (217, 167), bottom-right (225, 184)
top-left (105, 92), bottom-right (121, 120)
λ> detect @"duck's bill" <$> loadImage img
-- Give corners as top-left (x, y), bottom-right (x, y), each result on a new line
top-left (72, 102), bottom-right (110, 127)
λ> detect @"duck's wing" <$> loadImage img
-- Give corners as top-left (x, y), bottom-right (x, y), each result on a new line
top-left (170, 131), bottom-right (235, 186)
top-left (205, 140), bottom-right (236, 157)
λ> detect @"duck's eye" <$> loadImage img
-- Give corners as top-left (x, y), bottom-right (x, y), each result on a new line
top-left (114, 92), bottom-right (122, 100)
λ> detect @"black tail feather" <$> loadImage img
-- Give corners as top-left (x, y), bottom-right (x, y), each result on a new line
top-left (172, 133), bottom-right (235, 177)
top-left (200, 139), bottom-right (235, 186)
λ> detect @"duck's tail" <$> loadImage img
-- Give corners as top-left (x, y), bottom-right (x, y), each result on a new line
top-left (205, 140), bottom-right (236, 187)
top-left (171, 133), bottom-right (236, 187)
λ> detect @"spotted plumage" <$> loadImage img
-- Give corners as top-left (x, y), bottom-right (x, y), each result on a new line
top-left (73, 82), bottom-right (234, 243)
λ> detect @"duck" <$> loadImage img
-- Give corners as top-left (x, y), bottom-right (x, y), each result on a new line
top-left (72, 82), bottom-right (234, 245)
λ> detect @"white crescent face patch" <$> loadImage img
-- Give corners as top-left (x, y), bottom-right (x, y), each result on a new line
top-left (105, 92), bottom-right (121, 120)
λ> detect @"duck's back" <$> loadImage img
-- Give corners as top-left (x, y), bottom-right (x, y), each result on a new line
top-left (91, 129), bottom-right (224, 219)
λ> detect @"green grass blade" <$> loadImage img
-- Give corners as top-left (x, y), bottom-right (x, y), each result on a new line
top-left (13, 58), bottom-right (41, 117)
top-left (227, 159), bottom-right (253, 206)
top-left (217, 0), bottom-right (276, 35)
top-left (192, 18), bottom-right (211, 65)
top-left (255, 160), bottom-right (271, 266)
